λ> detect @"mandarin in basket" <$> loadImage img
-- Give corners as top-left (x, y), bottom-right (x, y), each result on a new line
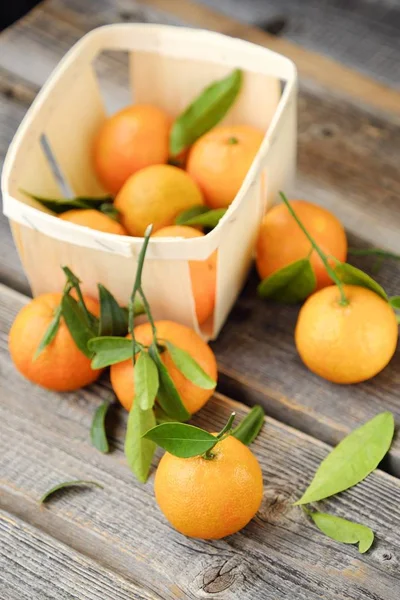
top-left (110, 320), bottom-right (217, 415)
top-left (9, 293), bottom-right (102, 391)
top-left (153, 225), bottom-right (216, 325)
top-left (256, 200), bottom-right (347, 291)
top-left (93, 104), bottom-right (171, 194)
top-left (155, 434), bottom-right (263, 539)
top-left (60, 209), bottom-right (128, 235)
top-left (186, 124), bottom-right (264, 208)
top-left (114, 164), bottom-right (204, 237)
top-left (295, 285), bottom-right (398, 384)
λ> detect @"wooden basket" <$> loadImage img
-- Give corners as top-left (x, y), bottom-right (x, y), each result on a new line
top-left (1, 24), bottom-right (297, 340)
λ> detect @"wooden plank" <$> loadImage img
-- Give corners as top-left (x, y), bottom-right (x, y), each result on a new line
top-left (0, 510), bottom-right (158, 600)
top-left (0, 69), bottom-right (31, 294)
top-left (138, 0), bottom-right (400, 116)
top-left (211, 236), bottom-right (400, 474)
top-left (194, 0), bottom-right (400, 90)
top-left (1, 283), bottom-right (400, 600)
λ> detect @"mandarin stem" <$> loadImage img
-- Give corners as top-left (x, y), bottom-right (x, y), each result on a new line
top-left (279, 192), bottom-right (349, 306)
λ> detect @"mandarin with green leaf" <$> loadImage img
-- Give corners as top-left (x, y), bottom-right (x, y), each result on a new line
top-left (110, 320), bottom-right (217, 414)
top-left (9, 293), bottom-right (102, 391)
top-left (256, 200), bottom-right (347, 292)
top-left (154, 433), bottom-right (263, 539)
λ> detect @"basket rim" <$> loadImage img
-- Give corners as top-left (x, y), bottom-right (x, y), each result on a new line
top-left (2, 23), bottom-right (297, 260)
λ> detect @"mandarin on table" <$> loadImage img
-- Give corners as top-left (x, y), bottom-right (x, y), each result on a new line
top-left (60, 209), bottom-right (127, 235)
top-left (114, 164), bottom-right (204, 237)
top-left (9, 293), bottom-right (102, 391)
top-left (155, 434), bottom-right (263, 539)
top-left (295, 285), bottom-right (398, 384)
top-left (93, 104), bottom-right (171, 194)
top-left (110, 320), bottom-right (217, 415)
top-left (153, 225), bottom-right (216, 325)
top-left (186, 124), bottom-right (264, 208)
top-left (256, 200), bottom-right (347, 291)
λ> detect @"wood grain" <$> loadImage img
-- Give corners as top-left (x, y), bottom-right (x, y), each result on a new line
top-left (138, 0), bottom-right (400, 116)
top-left (194, 0), bottom-right (400, 90)
top-left (1, 283), bottom-right (400, 600)
top-left (0, 510), bottom-right (158, 600)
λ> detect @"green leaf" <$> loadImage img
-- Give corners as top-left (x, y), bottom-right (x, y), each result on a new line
top-left (61, 295), bottom-right (97, 358)
top-left (135, 350), bottom-right (159, 410)
top-left (143, 422), bottom-right (216, 458)
top-left (258, 258), bottom-right (316, 304)
top-left (34, 305), bottom-right (62, 360)
top-left (124, 400), bottom-right (156, 483)
top-left (88, 336), bottom-right (137, 369)
top-left (348, 247), bottom-right (400, 261)
top-left (232, 405), bottom-right (265, 445)
top-left (389, 296), bottom-right (400, 309)
top-left (154, 405), bottom-right (178, 424)
top-left (295, 412), bottom-right (394, 505)
top-left (99, 203), bottom-right (120, 221)
top-left (98, 284), bottom-right (128, 337)
top-left (148, 344), bottom-right (191, 422)
top-left (170, 69), bottom-right (243, 156)
top-left (175, 205), bottom-right (210, 225)
top-left (21, 189), bottom-right (113, 214)
top-left (39, 480), bottom-right (103, 504)
top-left (90, 401), bottom-right (110, 453)
top-left (306, 510), bottom-right (374, 554)
top-left (175, 207), bottom-right (227, 228)
top-left (333, 262), bottom-right (388, 301)
top-left (165, 341), bottom-right (216, 390)
top-left (62, 266), bottom-right (99, 331)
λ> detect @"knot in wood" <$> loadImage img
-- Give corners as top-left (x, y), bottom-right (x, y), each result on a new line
top-left (257, 486), bottom-right (294, 523)
top-left (200, 557), bottom-right (242, 595)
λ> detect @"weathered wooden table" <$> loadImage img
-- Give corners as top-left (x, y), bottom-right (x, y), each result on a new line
top-left (1, 1), bottom-right (400, 598)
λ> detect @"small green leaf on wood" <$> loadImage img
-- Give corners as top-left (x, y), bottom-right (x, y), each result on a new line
top-left (232, 405), bottom-right (265, 445)
top-left (175, 205), bottom-right (210, 225)
top-left (389, 296), bottom-right (400, 310)
top-left (170, 69), bottom-right (243, 156)
top-left (305, 510), bottom-right (374, 554)
top-left (98, 284), bottom-right (128, 337)
top-left (295, 412), bottom-right (394, 505)
top-left (21, 189), bottom-right (113, 214)
top-left (148, 344), bottom-right (191, 422)
top-left (165, 341), bottom-right (216, 390)
top-left (333, 262), bottom-right (388, 301)
top-left (143, 422), bottom-right (216, 458)
top-left (61, 295), bottom-right (96, 358)
top-left (39, 480), bottom-right (103, 504)
top-left (135, 350), bottom-right (159, 410)
top-left (34, 305), bottom-right (62, 360)
top-left (258, 258), bottom-right (316, 303)
top-left (88, 336), bottom-right (138, 369)
top-left (90, 401), bottom-right (110, 453)
top-left (124, 401), bottom-right (156, 483)
top-left (175, 207), bottom-right (227, 228)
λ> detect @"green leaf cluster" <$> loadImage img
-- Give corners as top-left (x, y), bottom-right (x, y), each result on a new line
top-left (21, 189), bottom-right (121, 219)
top-left (175, 206), bottom-right (227, 229)
top-left (297, 412), bottom-right (394, 553)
